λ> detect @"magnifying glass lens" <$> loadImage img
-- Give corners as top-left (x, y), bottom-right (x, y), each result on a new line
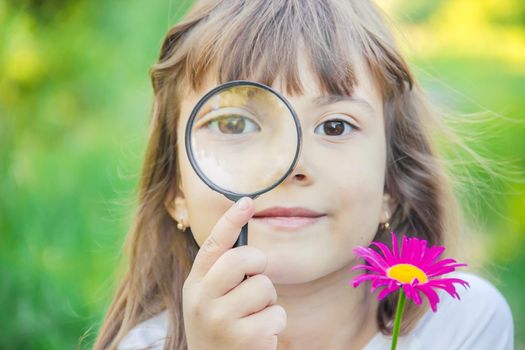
top-left (190, 84), bottom-right (299, 195)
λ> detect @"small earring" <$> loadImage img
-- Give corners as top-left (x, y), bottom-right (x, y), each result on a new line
top-left (381, 210), bottom-right (391, 230)
top-left (177, 217), bottom-right (187, 231)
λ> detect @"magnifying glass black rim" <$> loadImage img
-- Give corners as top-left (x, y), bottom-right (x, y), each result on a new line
top-left (185, 79), bottom-right (302, 201)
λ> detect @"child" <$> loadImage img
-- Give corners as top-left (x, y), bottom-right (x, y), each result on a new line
top-left (94, 0), bottom-right (514, 349)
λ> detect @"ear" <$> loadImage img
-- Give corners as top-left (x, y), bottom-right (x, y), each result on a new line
top-left (380, 192), bottom-right (397, 224)
top-left (165, 193), bottom-right (189, 225)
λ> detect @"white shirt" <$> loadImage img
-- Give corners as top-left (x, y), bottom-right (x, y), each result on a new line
top-left (118, 272), bottom-right (514, 350)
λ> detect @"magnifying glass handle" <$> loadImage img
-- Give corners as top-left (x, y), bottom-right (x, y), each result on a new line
top-left (233, 223), bottom-right (248, 281)
top-left (233, 223), bottom-right (248, 248)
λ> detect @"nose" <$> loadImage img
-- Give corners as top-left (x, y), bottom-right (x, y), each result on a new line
top-left (283, 148), bottom-right (314, 186)
top-left (294, 173), bottom-right (306, 181)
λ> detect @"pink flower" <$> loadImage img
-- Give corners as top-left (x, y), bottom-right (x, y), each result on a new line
top-left (350, 232), bottom-right (470, 312)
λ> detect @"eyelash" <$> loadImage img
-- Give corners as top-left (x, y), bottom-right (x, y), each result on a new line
top-left (314, 117), bottom-right (359, 136)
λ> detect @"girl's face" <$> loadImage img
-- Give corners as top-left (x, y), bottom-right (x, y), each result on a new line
top-left (169, 53), bottom-right (395, 284)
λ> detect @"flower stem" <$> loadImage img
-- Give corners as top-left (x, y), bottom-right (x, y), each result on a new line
top-left (391, 289), bottom-right (406, 350)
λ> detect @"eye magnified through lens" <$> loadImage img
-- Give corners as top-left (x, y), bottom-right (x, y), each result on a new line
top-left (185, 80), bottom-right (302, 247)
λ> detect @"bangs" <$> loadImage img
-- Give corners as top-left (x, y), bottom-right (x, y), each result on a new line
top-left (182, 0), bottom-right (359, 97)
top-left (177, 0), bottom-right (413, 99)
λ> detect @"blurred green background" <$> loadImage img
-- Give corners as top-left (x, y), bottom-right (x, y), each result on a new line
top-left (1, 0), bottom-right (524, 348)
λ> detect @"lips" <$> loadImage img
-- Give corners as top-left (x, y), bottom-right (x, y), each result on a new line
top-left (253, 207), bottom-right (325, 218)
top-left (252, 207), bottom-right (326, 231)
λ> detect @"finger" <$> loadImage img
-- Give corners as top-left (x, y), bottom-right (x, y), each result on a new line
top-left (190, 197), bottom-right (254, 280)
top-left (217, 274), bottom-right (277, 317)
top-left (202, 246), bottom-right (267, 298)
top-left (240, 304), bottom-right (287, 337)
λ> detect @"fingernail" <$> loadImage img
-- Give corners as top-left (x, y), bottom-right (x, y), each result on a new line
top-left (236, 197), bottom-right (250, 210)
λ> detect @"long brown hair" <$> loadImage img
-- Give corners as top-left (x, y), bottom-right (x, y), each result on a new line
top-left (94, 0), bottom-right (465, 348)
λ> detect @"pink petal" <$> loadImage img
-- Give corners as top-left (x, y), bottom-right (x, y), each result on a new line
top-left (411, 288), bottom-right (422, 305)
top-left (377, 284), bottom-right (400, 300)
top-left (371, 241), bottom-right (396, 264)
top-left (420, 246), bottom-right (445, 267)
top-left (372, 276), bottom-right (392, 286)
top-left (428, 258), bottom-right (461, 268)
top-left (353, 247), bottom-right (389, 271)
top-left (402, 284), bottom-right (411, 298)
top-left (425, 258), bottom-right (462, 272)
top-left (351, 274), bottom-right (380, 287)
top-left (425, 278), bottom-right (470, 300)
top-left (370, 277), bottom-right (392, 292)
top-left (438, 278), bottom-right (470, 289)
top-left (416, 239), bottom-right (430, 264)
top-left (388, 279), bottom-right (398, 289)
top-left (351, 264), bottom-right (384, 274)
top-left (417, 284), bottom-right (441, 312)
top-left (391, 232), bottom-right (400, 259)
top-left (407, 238), bottom-right (420, 263)
top-left (426, 264), bottom-right (467, 278)
top-left (402, 284), bottom-right (422, 306)
top-left (426, 259), bottom-right (467, 277)
top-left (400, 235), bottom-right (410, 261)
top-left (406, 238), bottom-right (420, 262)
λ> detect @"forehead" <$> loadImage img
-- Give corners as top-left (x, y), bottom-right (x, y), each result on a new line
top-left (273, 49), bottom-right (382, 108)
top-left (181, 49), bottom-right (382, 114)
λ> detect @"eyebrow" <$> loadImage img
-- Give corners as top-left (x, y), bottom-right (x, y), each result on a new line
top-left (312, 95), bottom-right (376, 114)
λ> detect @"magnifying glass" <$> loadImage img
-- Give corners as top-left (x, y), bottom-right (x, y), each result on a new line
top-left (185, 80), bottom-right (302, 248)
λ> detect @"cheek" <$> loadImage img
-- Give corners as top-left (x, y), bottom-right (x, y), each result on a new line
top-left (330, 142), bottom-right (387, 244)
top-left (178, 144), bottom-right (233, 246)
top-left (186, 187), bottom-right (230, 247)
top-left (177, 99), bottom-right (235, 246)
top-left (334, 174), bottom-right (384, 236)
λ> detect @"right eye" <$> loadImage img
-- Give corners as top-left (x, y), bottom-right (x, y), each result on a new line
top-left (201, 111), bottom-right (261, 135)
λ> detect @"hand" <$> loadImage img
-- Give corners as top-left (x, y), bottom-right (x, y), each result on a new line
top-left (182, 197), bottom-right (287, 350)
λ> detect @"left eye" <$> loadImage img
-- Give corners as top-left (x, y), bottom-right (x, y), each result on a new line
top-left (314, 120), bottom-right (355, 136)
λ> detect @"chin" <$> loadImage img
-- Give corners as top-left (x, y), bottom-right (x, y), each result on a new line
top-left (262, 251), bottom-right (334, 285)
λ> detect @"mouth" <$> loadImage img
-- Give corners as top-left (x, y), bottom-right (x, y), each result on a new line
top-left (252, 207), bottom-right (326, 230)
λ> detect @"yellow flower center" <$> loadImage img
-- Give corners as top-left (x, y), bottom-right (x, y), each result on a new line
top-left (387, 263), bottom-right (428, 284)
